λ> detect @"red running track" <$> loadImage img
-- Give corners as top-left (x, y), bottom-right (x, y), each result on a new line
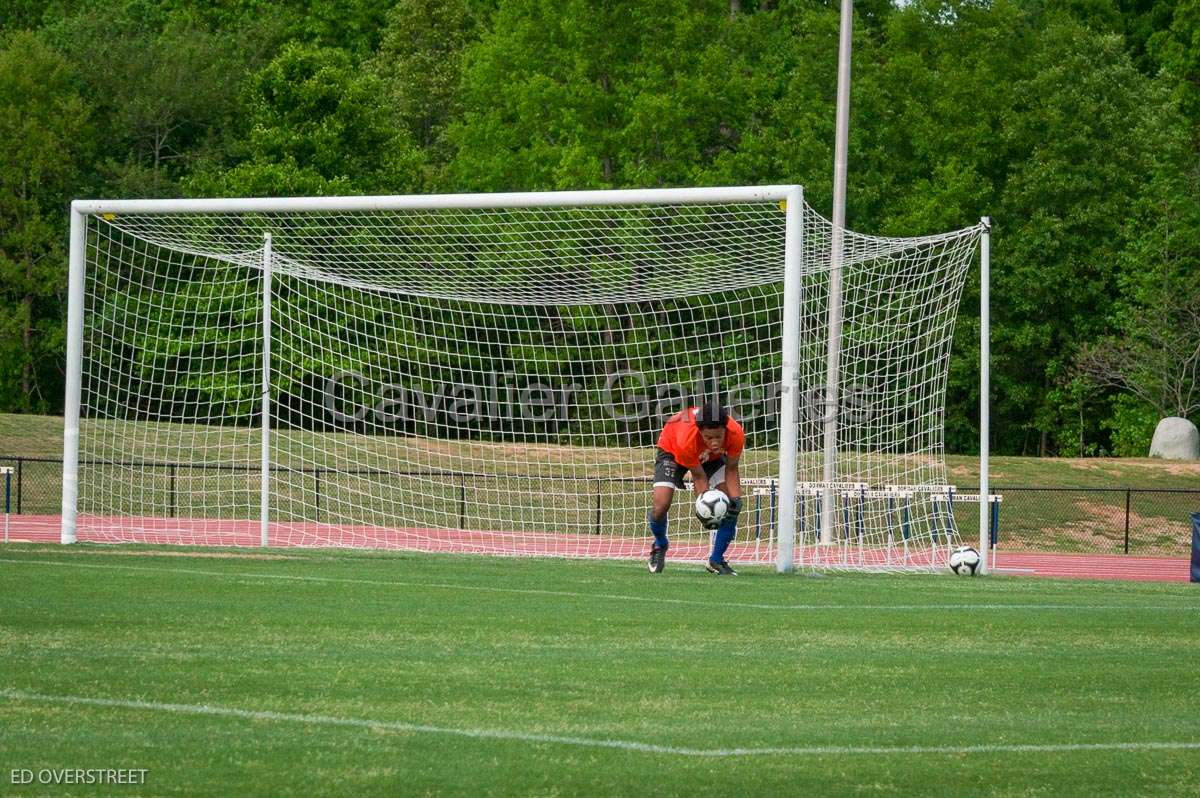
top-left (2, 514), bottom-right (1192, 582)
top-left (992, 551), bottom-right (1193, 582)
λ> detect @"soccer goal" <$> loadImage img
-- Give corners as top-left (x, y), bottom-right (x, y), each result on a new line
top-left (62, 186), bottom-right (990, 572)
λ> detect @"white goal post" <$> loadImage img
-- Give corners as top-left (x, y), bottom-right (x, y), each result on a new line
top-left (62, 186), bottom-right (989, 573)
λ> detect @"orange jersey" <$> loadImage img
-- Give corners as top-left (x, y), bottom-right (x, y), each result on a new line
top-left (656, 407), bottom-right (745, 469)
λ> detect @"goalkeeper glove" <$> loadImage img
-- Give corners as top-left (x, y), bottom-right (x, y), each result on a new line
top-left (726, 496), bottom-right (744, 523)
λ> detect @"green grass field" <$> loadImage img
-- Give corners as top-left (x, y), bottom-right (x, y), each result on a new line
top-left (2, 544), bottom-right (1198, 796)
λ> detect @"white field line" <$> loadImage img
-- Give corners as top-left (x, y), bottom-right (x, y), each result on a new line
top-left (0, 557), bottom-right (1196, 613)
top-left (2, 689), bottom-right (1198, 758)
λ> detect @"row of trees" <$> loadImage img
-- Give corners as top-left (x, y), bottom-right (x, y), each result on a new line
top-left (1, 0), bottom-right (1197, 455)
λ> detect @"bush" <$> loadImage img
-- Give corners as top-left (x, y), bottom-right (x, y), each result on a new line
top-left (1104, 394), bottom-right (1159, 457)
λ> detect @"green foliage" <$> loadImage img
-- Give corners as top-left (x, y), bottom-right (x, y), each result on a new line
top-left (156, 0), bottom-right (393, 54)
top-left (1117, 0), bottom-right (1181, 73)
top-left (1075, 103), bottom-right (1199, 429)
top-left (1040, 0), bottom-right (1126, 31)
top-left (1104, 393), bottom-right (1161, 456)
top-left (46, 11), bottom-right (253, 197)
top-left (992, 22), bottom-right (1173, 453)
top-left (187, 43), bottom-right (425, 196)
top-left (1148, 0), bottom-right (1200, 134)
top-left (0, 1), bottom-right (75, 32)
top-left (369, 0), bottom-right (488, 160)
top-left (0, 31), bottom-right (91, 413)
top-left (447, 0), bottom-right (782, 191)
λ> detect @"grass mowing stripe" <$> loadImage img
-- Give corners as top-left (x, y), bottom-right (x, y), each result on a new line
top-left (4, 689), bottom-right (1199, 759)
top-left (1, 556), bottom-right (1196, 613)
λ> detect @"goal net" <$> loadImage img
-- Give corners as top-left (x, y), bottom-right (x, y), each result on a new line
top-left (63, 187), bottom-right (984, 571)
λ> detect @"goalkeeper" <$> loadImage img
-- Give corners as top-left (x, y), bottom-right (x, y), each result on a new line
top-left (647, 401), bottom-right (745, 575)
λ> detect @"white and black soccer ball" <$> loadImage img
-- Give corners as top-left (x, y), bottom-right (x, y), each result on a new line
top-left (694, 489), bottom-right (730, 525)
top-left (949, 546), bottom-right (981, 576)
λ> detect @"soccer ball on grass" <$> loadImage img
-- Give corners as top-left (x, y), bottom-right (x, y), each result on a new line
top-left (948, 546), bottom-right (981, 576)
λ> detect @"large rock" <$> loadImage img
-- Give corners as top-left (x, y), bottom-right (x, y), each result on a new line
top-left (1149, 416), bottom-right (1200, 460)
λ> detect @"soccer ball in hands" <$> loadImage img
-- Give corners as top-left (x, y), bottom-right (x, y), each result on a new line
top-left (694, 489), bottom-right (730, 525)
top-left (949, 546), bottom-right (981, 576)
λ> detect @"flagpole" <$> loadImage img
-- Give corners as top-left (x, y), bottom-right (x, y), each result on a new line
top-left (821, 0), bottom-right (854, 544)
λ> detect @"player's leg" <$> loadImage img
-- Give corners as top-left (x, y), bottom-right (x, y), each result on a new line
top-left (649, 485), bottom-right (674, 546)
top-left (702, 457), bottom-right (740, 575)
top-left (648, 449), bottom-right (684, 573)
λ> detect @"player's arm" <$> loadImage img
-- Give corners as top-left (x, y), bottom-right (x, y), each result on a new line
top-left (723, 456), bottom-right (742, 500)
top-left (722, 456), bottom-right (744, 527)
top-left (690, 466), bottom-right (720, 529)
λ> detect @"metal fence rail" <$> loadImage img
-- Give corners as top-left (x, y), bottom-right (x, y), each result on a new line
top-left (3, 455), bottom-right (1198, 556)
top-left (987, 486), bottom-right (1200, 557)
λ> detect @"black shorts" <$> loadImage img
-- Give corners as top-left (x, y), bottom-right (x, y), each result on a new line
top-left (653, 448), bottom-right (727, 491)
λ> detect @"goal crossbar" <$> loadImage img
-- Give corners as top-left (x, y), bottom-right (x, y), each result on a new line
top-left (70, 186), bottom-right (798, 216)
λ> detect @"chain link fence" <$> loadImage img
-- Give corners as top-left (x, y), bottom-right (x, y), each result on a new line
top-left (3, 456), bottom-right (1198, 557)
top-left (890, 486), bottom-right (1199, 558)
top-left (0, 457), bottom-right (64, 515)
top-left (990, 487), bottom-right (1199, 557)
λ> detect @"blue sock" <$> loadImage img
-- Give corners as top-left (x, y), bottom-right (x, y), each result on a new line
top-left (710, 517), bottom-right (736, 563)
top-left (648, 513), bottom-right (668, 549)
